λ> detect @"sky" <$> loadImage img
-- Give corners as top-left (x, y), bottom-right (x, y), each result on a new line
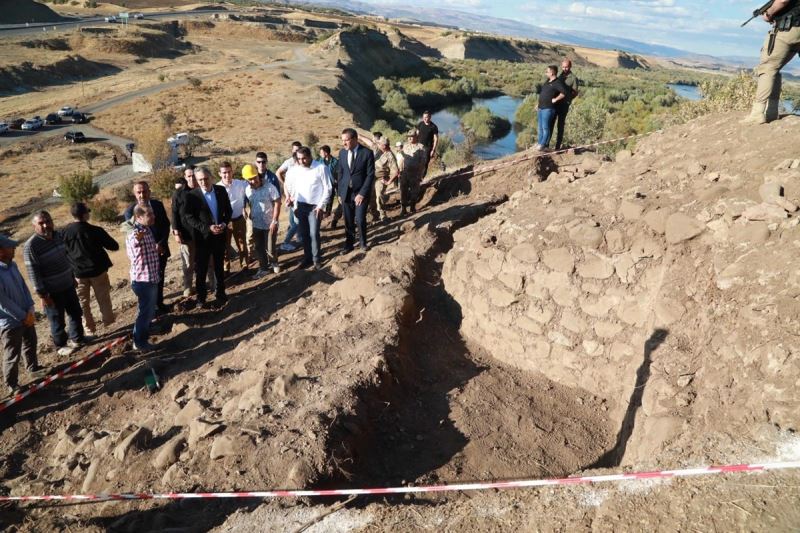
top-left (353, 0), bottom-right (771, 58)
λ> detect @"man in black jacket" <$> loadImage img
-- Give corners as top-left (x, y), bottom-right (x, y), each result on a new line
top-left (124, 181), bottom-right (171, 314)
top-left (62, 203), bottom-right (119, 335)
top-left (337, 128), bottom-right (375, 252)
top-left (183, 166), bottom-right (232, 307)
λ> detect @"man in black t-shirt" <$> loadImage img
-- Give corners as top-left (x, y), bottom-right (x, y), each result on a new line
top-left (416, 110), bottom-right (439, 177)
top-left (535, 65), bottom-right (568, 151)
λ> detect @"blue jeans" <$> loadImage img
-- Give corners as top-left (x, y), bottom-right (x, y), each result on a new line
top-left (283, 207), bottom-right (303, 245)
top-left (44, 287), bottom-right (84, 347)
top-left (131, 281), bottom-right (157, 346)
top-left (295, 202), bottom-right (322, 264)
top-left (537, 107), bottom-right (556, 148)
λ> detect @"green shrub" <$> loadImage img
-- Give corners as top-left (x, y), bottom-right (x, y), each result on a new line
top-left (58, 172), bottom-right (98, 204)
top-left (461, 106), bottom-right (511, 141)
top-left (113, 183), bottom-right (136, 203)
top-left (149, 168), bottom-right (178, 203)
top-left (90, 196), bottom-right (121, 223)
top-left (303, 131), bottom-right (320, 149)
top-left (440, 133), bottom-right (476, 169)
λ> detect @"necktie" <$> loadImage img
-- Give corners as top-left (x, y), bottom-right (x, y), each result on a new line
top-left (348, 149), bottom-right (355, 170)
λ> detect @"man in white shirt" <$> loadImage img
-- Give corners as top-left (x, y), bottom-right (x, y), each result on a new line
top-left (285, 146), bottom-right (332, 270)
top-left (276, 141), bottom-right (302, 252)
top-left (217, 161), bottom-right (249, 273)
top-left (242, 164), bottom-right (282, 279)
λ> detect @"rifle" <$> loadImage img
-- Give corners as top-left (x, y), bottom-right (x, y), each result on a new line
top-left (742, 0), bottom-right (774, 26)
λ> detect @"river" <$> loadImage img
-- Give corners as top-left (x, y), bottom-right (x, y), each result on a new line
top-left (669, 82), bottom-right (795, 112)
top-left (430, 95), bottom-right (523, 161)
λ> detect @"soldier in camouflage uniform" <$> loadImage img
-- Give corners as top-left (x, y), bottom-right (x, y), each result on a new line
top-left (370, 137), bottom-right (400, 221)
top-left (399, 131), bottom-right (426, 216)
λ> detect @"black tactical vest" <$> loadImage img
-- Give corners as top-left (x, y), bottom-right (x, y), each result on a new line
top-left (775, 0), bottom-right (800, 31)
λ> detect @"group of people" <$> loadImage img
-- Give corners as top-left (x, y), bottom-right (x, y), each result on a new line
top-left (0, 120), bottom-right (438, 395)
top-left (534, 58), bottom-right (579, 152)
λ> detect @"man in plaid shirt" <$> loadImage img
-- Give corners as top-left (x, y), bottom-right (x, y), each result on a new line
top-left (126, 205), bottom-right (160, 351)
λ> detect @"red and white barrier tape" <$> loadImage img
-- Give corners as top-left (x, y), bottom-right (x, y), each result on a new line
top-left (0, 336), bottom-right (127, 414)
top-left (2, 460), bottom-right (799, 503)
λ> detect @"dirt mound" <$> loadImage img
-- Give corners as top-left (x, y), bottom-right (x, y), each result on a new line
top-left (0, 0), bottom-right (65, 24)
top-left (574, 46), bottom-right (650, 69)
top-left (69, 23), bottom-right (194, 59)
top-left (422, 34), bottom-right (584, 65)
top-left (19, 37), bottom-right (71, 51)
top-left (181, 19), bottom-right (311, 43)
top-left (316, 27), bottom-right (439, 125)
top-left (443, 112), bottom-right (800, 471)
top-left (0, 55), bottom-right (121, 93)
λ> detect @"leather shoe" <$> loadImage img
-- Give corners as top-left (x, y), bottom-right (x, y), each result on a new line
top-left (298, 260), bottom-right (313, 269)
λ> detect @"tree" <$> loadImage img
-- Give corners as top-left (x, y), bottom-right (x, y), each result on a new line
top-left (58, 172), bottom-right (98, 204)
top-left (79, 147), bottom-right (101, 170)
top-left (137, 125), bottom-right (172, 171)
top-left (161, 111), bottom-right (176, 129)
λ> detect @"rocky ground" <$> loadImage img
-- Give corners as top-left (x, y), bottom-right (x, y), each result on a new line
top-left (1, 110), bottom-right (799, 531)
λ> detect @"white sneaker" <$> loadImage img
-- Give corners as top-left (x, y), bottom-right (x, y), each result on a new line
top-left (57, 346), bottom-right (75, 357)
top-left (67, 339), bottom-right (82, 349)
top-left (272, 264), bottom-right (281, 274)
top-left (252, 269), bottom-right (269, 280)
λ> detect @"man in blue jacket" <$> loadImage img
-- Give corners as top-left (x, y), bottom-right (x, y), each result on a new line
top-left (0, 234), bottom-right (45, 395)
top-left (337, 128), bottom-right (375, 252)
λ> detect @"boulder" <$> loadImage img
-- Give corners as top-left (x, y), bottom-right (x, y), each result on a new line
top-left (665, 213), bottom-right (705, 244)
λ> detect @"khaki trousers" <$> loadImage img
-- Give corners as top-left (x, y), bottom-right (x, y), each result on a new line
top-left (76, 272), bottom-right (114, 334)
top-left (375, 179), bottom-right (390, 218)
top-left (180, 241), bottom-right (215, 293)
top-left (225, 216), bottom-right (249, 271)
top-left (755, 26), bottom-right (800, 104)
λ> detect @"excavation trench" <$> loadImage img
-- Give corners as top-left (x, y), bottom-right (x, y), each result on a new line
top-left (323, 205), bottom-right (616, 500)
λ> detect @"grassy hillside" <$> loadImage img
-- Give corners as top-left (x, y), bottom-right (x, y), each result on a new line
top-left (1, 0), bottom-right (65, 24)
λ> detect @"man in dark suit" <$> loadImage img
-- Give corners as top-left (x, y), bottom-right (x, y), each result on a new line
top-left (124, 181), bottom-right (171, 314)
top-left (183, 166), bottom-right (232, 307)
top-left (337, 128), bottom-right (375, 252)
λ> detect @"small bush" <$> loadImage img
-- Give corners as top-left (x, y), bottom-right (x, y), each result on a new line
top-left (113, 183), bottom-right (135, 203)
top-left (58, 172), bottom-right (98, 204)
top-left (158, 73), bottom-right (166, 82)
top-left (90, 196), bottom-right (120, 223)
top-left (84, 0), bottom-right (97, 7)
top-left (187, 77), bottom-right (202, 89)
top-left (440, 133), bottom-right (476, 169)
top-left (137, 125), bottom-right (171, 171)
top-left (461, 106), bottom-right (511, 141)
top-left (303, 131), bottom-right (320, 149)
top-left (149, 168), bottom-right (179, 202)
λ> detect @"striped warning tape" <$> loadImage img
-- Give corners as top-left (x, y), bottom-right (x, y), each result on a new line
top-left (0, 336), bottom-right (127, 414)
top-left (2, 460), bottom-right (799, 503)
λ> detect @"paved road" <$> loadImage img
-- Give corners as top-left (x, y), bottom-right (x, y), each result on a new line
top-left (0, 10), bottom-right (230, 38)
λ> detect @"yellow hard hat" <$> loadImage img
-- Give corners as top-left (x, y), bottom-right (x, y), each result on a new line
top-left (241, 163), bottom-right (259, 180)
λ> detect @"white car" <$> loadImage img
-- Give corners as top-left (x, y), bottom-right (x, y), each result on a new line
top-left (133, 13), bottom-right (144, 19)
top-left (105, 16), bottom-right (117, 23)
top-left (21, 117), bottom-right (43, 130)
top-left (57, 106), bottom-right (74, 117)
top-left (0, 122), bottom-right (8, 134)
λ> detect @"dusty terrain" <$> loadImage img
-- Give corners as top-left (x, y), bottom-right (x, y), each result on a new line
top-left (0, 5), bottom-right (799, 532)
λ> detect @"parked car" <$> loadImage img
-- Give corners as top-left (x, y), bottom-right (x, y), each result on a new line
top-left (71, 112), bottom-right (88, 124)
top-left (45, 113), bottom-right (61, 125)
top-left (64, 131), bottom-right (86, 143)
top-left (21, 117), bottom-right (44, 130)
top-left (57, 106), bottom-right (74, 117)
top-left (0, 122), bottom-right (8, 134)
top-left (8, 118), bottom-right (25, 130)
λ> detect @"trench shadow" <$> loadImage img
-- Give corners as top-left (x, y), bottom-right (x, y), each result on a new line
top-left (591, 328), bottom-right (668, 468)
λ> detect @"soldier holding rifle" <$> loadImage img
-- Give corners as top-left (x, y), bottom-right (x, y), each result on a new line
top-left (742, 0), bottom-right (800, 124)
